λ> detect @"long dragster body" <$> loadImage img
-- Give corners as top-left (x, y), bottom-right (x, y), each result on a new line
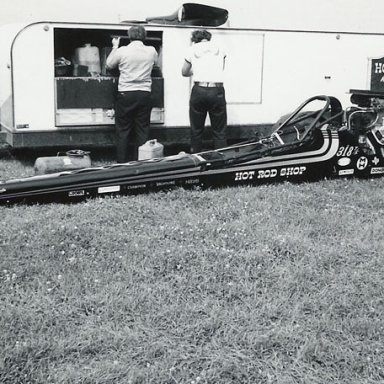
top-left (1, 94), bottom-right (384, 205)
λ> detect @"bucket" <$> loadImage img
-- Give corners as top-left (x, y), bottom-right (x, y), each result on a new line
top-left (138, 139), bottom-right (164, 160)
top-left (73, 43), bottom-right (101, 75)
top-left (34, 150), bottom-right (91, 175)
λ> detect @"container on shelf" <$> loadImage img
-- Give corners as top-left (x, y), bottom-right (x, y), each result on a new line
top-left (73, 43), bottom-right (101, 75)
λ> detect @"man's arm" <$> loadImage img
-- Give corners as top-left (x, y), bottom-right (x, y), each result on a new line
top-left (181, 60), bottom-right (193, 77)
top-left (153, 48), bottom-right (159, 66)
top-left (106, 37), bottom-right (120, 70)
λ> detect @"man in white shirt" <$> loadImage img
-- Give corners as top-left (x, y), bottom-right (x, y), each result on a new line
top-left (107, 26), bottom-right (158, 162)
top-left (182, 29), bottom-right (227, 153)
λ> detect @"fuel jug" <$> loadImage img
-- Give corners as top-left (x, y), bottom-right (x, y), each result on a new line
top-left (138, 139), bottom-right (164, 160)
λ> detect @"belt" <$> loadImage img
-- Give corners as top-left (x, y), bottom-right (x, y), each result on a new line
top-left (195, 82), bottom-right (223, 87)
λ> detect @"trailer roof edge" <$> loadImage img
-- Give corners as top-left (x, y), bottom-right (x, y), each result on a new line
top-left (4, 20), bottom-right (384, 37)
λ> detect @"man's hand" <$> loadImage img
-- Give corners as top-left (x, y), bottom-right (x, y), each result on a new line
top-left (112, 37), bottom-right (120, 49)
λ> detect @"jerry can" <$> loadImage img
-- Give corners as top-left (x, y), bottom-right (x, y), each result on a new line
top-left (73, 43), bottom-right (101, 74)
top-left (34, 150), bottom-right (91, 175)
top-left (138, 139), bottom-right (164, 160)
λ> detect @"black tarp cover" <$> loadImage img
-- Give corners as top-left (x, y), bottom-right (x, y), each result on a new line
top-left (123, 3), bottom-right (229, 27)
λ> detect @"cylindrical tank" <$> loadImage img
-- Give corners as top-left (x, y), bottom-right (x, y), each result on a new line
top-left (138, 139), bottom-right (164, 160)
top-left (73, 43), bottom-right (101, 75)
top-left (34, 150), bottom-right (91, 175)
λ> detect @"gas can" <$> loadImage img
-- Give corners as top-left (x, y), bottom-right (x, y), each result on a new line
top-left (73, 43), bottom-right (101, 75)
top-left (34, 150), bottom-right (91, 175)
top-left (138, 139), bottom-right (164, 160)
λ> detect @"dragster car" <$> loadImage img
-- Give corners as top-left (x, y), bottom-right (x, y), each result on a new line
top-left (1, 93), bottom-right (384, 205)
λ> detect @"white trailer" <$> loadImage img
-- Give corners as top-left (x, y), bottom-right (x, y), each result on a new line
top-left (0, 19), bottom-right (384, 148)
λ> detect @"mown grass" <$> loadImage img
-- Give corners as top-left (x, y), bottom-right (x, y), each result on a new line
top-left (0, 153), bottom-right (383, 383)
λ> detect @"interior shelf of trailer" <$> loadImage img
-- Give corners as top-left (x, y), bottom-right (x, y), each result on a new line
top-left (53, 27), bottom-right (164, 126)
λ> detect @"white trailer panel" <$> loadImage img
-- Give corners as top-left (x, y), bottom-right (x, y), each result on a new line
top-left (1, 21), bottom-right (384, 148)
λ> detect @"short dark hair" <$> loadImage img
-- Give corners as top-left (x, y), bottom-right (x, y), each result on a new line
top-left (191, 29), bottom-right (212, 43)
top-left (128, 25), bottom-right (146, 42)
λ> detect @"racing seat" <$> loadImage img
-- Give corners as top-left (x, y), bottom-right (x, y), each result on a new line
top-left (272, 95), bottom-right (343, 145)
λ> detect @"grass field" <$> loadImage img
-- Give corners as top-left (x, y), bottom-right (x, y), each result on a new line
top-left (0, 151), bottom-right (384, 384)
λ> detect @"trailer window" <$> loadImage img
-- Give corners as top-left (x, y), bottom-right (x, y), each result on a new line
top-left (53, 27), bottom-right (164, 126)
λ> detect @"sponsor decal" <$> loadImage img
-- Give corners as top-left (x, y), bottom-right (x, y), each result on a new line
top-left (125, 184), bottom-right (147, 190)
top-left (98, 185), bottom-right (120, 194)
top-left (184, 178), bottom-right (200, 185)
top-left (68, 190), bottom-right (85, 197)
top-left (156, 180), bottom-right (176, 187)
top-left (338, 169), bottom-right (354, 176)
top-left (235, 166), bottom-right (306, 181)
top-left (371, 167), bottom-right (384, 175)
top-left (356, 156), bottom-right (368, 170)
top-left (337, 157), bottom-right (351, 167)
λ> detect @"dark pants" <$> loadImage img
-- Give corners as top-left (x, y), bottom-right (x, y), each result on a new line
top-left (189, 84), bottom-right (227, 153)
top-left (115, 91), bottom-right (152, 163)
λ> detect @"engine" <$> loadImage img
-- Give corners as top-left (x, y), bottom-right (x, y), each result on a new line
top-left (345, 92), bottom-right (384, 154)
